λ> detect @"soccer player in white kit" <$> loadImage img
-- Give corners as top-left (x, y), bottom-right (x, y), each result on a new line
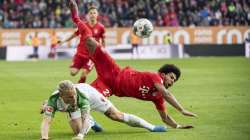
top-left (40, 80), bottom-right (166, 140)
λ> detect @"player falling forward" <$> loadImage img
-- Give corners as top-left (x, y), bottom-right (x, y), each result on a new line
top-left (58, 5), bottom-right (105, 83)
top-left (40, 80), bottom-right (166, 140)
top-left (68, 0), bottom-right (197, 129)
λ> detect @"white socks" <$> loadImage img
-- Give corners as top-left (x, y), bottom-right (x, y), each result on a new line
top-left (123, 113), bottom-right (154, 131)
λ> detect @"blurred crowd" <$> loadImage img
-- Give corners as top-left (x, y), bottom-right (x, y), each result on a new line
top-left (0, 0), bottom-right (250, 28)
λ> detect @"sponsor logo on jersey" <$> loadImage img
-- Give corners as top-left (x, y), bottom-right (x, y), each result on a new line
top-left (46, 106), bottom-right (54, 113)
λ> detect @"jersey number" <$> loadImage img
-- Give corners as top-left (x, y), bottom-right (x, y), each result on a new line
top-left (139, 86), bottom-right (150, 94)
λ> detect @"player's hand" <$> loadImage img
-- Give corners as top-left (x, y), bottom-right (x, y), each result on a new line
top-left (72, 133), bottom-right (84, 140)
top-left (40, 137), bottom-right (50, 140)
top-left (177, 124), bottom-right (194, 129)
top-left (181, 110), bottom-right (197, 117)
top-left (72, 136), bottom-right (83, 140)
top-left (57, 40), bottom-right (64, 45)
top-left (40, 100), bottom-right (48, 114)
top-left (68, 0), bottom-right (77, 9)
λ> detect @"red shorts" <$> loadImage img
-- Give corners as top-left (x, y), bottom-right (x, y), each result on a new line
top-left (51, 44), bottom-right (57, 48)
top-left (91, 78), bottom-right (113, 97)
top-left (91, 46), bottom-right (121, 89)
top-left (70, 54), bottom-right (94, 71)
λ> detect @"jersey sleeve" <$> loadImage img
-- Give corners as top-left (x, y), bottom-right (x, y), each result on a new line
top-left (152, 97), bottom-right (166, 111)
top-left (71, 8), bottom-right (92, 40)
top-left (76, 88), bottom-right (91, 112)
top-left (78, 100), bottom-right (90, 113)
top-left (44, 95), bottom-right (57, 117)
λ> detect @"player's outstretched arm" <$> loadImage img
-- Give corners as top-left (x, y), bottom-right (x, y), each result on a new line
top-left (40, 116), bottom-right (52, 140)
top-left (67, 0), bottom-right (98, 55)
top-left (68, 0), bottom-right (80, 23)
top-left (80, 111), bottom-right (91, 135)
top-left (68, 0), bottom-right (88, 33)
top-left (58, 33), bottom-right (78, 45)
top-left (72, 111), bottom-right (91, 140)
top-left (158, 110), bottom-right (194, 129)
top-left (155, 83), bottom-right (197, 117)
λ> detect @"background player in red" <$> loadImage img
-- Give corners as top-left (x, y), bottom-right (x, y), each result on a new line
top-left (68, 0), bottom-right (197, 129)
top-left (58, 5), bottom-right (105, 83)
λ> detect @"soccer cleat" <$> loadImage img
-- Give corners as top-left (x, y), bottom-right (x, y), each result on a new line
top-left (91, 122), bottom-right (103, 132)
top-left (151, 125), bottom-right (167, 132)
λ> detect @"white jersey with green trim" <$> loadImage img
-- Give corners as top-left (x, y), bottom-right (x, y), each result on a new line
top-left (44, 83), bottom-right (98, 117)
top-left (44, 83), bottom-right (112, 117)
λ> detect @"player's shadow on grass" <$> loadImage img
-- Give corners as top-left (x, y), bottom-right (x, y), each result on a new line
top-left (12, 132), bottom-right (73, 140)
top-left (89, 130), bottom-right (150, 136)
top-left (14, 130), bottom-right (152, 140)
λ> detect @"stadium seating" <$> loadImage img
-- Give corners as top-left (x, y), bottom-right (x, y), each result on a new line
top-left (0, 0), bottom-right (249, 28)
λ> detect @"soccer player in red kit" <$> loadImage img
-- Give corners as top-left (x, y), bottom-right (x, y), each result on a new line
top-left (58, 6), bottom-right (105, 83)
top-left (68, 0), bottom-right (197, 129)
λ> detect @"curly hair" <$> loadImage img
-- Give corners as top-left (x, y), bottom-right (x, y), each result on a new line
top-left (158, 64), bottom-right (181, 81)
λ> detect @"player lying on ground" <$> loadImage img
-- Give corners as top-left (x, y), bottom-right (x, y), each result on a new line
top-left (40, 80), bottom-right (166, 140)
top-left (57, 5), bottom-right (105, 83)
top-left (68, 0), bottom-right (197, 129)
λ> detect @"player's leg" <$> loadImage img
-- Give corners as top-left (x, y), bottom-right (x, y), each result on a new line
top-left (104, 106), bottom-right (166, 132)
top-left (90, 46), bottom-right (121, 88)
top-left (78, 69), bottom-right (88, 83)
top-left (70, 68), bottom-right (80, 76)
top-left (68, 0), bottom-right (120, 87)
top-left (70, 54), bottom-right (82, 76)
top-left (90, 78), bottom-right (113, 97)
top-left (86, 85), bottom-right (166, 132)
top-left (78, 59), bottom-right (94, 83)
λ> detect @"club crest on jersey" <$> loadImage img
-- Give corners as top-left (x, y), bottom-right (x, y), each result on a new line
top-left (94, 29), bottom-right (98, 35)
top-left (46, 106), bottom-right (54, 113)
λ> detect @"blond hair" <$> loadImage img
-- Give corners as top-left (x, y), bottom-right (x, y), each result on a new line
top-left (58, 80), bottom-right (75, 94)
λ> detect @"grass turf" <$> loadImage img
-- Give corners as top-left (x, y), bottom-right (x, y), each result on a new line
top-left (0, 57), bottom-right (249, 140)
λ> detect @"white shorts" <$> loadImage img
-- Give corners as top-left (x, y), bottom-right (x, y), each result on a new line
top-left (75, 83), bottom-right (113, 113)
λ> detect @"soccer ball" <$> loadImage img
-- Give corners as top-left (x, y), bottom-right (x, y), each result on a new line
top-left (132, 18), bottom-right (154, 38)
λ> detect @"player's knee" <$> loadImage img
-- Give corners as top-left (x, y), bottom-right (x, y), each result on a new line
top-left (70, 72), bottom-right (76, 76)
top-left (105, 109), bottom-right (123, 121)
top-left (110, 112), bottom-right (123, 121)
top-left (70, 69), bottom-right (78, 76)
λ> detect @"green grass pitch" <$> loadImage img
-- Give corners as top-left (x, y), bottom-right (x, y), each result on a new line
top-left (0, 57), bottom-right (250, 140)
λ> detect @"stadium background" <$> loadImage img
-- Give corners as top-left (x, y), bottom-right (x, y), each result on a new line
top-left (0, 0), bottom-right (250, 140)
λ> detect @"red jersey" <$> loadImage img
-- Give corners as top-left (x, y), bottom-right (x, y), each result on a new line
top-left (75, 22), bottom-right (105, 57)
top-left (90, 47), bottom-right (166, 111)
top-left (114, 67), bottom-right (166, 111)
